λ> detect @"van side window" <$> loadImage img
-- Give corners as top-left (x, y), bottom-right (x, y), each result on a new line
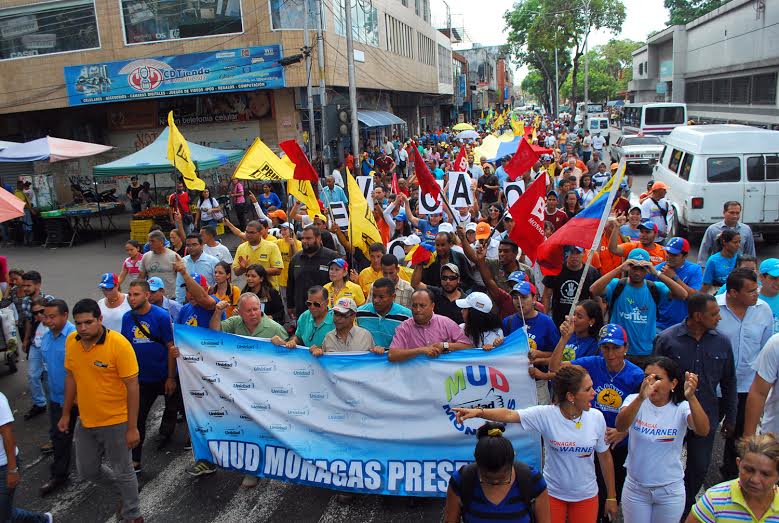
top-left (679, 153), bottom-right (694, 181)
top-left (747, 156), bottom-right (765, 181)
top-left (707, 157), bottom-right (741, 183)
top-left (668, 149), bottom-right (683, 173)
top-left (766, 155), bottom-right (779, 181)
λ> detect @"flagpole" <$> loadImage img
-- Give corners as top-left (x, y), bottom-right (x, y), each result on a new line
top-left (565, 161), bottom-right (626, 320)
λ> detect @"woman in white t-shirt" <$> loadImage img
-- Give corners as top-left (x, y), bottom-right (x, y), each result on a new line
top-left (615, 357), bottom-right (709, 523)
top-left (454, 365), bottom-right (618, 523)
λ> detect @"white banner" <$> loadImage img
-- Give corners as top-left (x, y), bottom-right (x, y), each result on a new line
top-left (447, 172), bottom-right (473, 209)
top-left (175, 325), bottom-right (541, 497)
top-left (418, 180), bottom-right (445, 215)
top-left (504, 180), bottom-right (526, 209)
top-left (356, 176), bottom-right (375, 210)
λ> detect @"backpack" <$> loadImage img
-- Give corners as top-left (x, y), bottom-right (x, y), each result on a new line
top-left (458, 462), bottom-right (538, 523)
top-left (608, 277), bottom-right (661, 320)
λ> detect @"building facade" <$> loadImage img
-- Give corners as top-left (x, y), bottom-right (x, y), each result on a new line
top-left (628, 0), bottom-right (779, 128)
top-left (0, 0), bottom-right (453, 192)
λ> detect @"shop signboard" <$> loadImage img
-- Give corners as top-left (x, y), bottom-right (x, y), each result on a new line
top-left (64, 46), bottom-right (286, 106)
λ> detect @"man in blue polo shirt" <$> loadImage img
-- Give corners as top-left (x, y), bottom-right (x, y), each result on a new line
top-left (649, 237), bottom-right (703, 332)
top-left (38, 299), bottom-right (77, 497)
top-left (121, 280), bottom-right (177, 472)
top-left (356, 278), bottom-right (412, 349)
top-left (272, 285), bottom-right (334, 349)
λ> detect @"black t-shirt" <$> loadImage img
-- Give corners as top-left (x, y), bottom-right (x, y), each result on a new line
top-left (542, 265), bottom-right (600, 327)
top-left (428, 285), bottom-right (464, 324)
top-left (127, 185), bottom-right (142, 200)
top-left (478, 174), bottom-right (500, 204)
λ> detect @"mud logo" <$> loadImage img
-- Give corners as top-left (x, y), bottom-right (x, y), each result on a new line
top-left (441, 365), bottom-right (514, 435)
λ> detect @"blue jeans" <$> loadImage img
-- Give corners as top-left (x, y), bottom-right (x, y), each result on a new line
top-left (0, 462), bottom-right (49, 522)
top-left (26, 345), bottom-right (47, 408)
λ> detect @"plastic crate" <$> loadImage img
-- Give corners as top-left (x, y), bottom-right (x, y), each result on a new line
top-left (130, 219), bottom-right (153, 233)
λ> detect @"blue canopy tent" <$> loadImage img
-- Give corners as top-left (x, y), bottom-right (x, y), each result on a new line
top-left (92, 128), bottom-right (244, 176)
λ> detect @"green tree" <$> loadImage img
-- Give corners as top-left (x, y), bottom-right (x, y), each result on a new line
top-left (665, 0), bottom-right (725, 24)
top-left (521, 70), bottom-right (550, 109)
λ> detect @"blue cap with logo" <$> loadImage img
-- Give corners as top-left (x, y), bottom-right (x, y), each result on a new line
top-left (507, 271), bottom-right (527, 284)
top-left (760, 258), bottom-right (779, 277)
top-left (98, 273), bottom-right (118, 289)
top-left (638, 219), bottom-right (659, 233)
top-left (510, 281), bottom-right (537, 296)
top-left (148, 277), bottom-right (165, 292)
top-left (598, 324), bottom-right (627, 346)
top-left (664, 237), bottom-right (690, 255)
top-left (627, 248), bottom-right (651, 263)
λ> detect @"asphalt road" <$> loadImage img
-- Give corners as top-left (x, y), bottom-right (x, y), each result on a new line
top-left (3, 142), bottom-right (779, 521)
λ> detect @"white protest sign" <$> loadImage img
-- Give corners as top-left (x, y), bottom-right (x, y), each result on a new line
top-left (329, 201), bottom-right (349, 230)
top-left (418, 180), bottom-right (445, 215)
top-left (503, 180), bottom-right (526, 209)
top-left (387, 238), bottom-right (408, 263)
top-left (356, 176), bottom-right (374, 210)
top-left (447, 172), bottom-right (473, 209)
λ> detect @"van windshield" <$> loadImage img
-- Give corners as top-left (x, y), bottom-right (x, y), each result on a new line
top-left (622, 137), bottom-right (662, 146)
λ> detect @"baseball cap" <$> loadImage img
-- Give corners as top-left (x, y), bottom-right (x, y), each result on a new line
top-left (147, 277), bottom-right (165, 292)
top-left (182, 273), bottom-right (208, 288)
top-left (651, 181), bottom-right (669, 192)
top-left (569, 246), bottom-right (585, 253)
top-left (547, 190), bottom-right (559, 198)
top-left (475, 222), bottom-right (491, 240)
top-left (629, 205), bottom-right (641, 214)
top-left (610, 162), bottom-right (619, 171)
top-left (268, 210), bottom-right (288, 221)
top-left (510, 281), bottom-right (537, 296)
top-left (507, 271), bottom-right (527, 284)
top-left (313, 213), bottom-right (327, 223)
top-left (598, 324), bottom-right (627, 347)
top-left (455, 292), bottom-right (493, 314)
top-left (638, 219), bottom-right (659, 233)
top-left (332, 297), bottom-right (357, 314)
top-left (98, 273), bottom-right (118, 289)
top-left (441, 262), bottom-right (460, 276)
top-left (665, 237), bottom-right (690, 255)
top-left (627, 248), bottom-right (651, 263)
top-left (438, 223), bottom-right (455, 234)
top-left (279, 222), bottom-right (295, 232)
top-left (465, 222), bottom-right (477, 233)
top-left (329, 258), bottom-right (349, 271)
top-left (402, 234), bottom-right (421, 246)
top-left (394, 212), bottom-right (407, 223)
top-left (760, 258), bottom-right (779, 277)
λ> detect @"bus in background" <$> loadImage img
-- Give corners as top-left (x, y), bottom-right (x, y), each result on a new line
top-left (575, 102), bottom-right (607, 124)
top-left (621, 102), bottom-right (687, 136)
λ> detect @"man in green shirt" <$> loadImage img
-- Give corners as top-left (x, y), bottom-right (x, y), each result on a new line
top-left (209, 293), bottom-right (288, 339)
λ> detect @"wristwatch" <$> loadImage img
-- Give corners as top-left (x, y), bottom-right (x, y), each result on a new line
top-left (443, 342), bottom-right (450, 353)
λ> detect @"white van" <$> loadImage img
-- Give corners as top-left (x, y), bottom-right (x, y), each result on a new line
top-left (653, 124), bottom-right (779, 242)
top-left (586, 117), bottom-right (611, 143)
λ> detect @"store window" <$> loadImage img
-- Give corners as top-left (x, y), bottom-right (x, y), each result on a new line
top-left (269, 0), bottom-right (319, 30)
top-left (0, 0), bottom-right (99, 60)
top-left (120, 0), bottom-right (243, 44)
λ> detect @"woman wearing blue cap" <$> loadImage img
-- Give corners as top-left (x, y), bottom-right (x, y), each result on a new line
top-left (550, 323), bottom-right (643, 522)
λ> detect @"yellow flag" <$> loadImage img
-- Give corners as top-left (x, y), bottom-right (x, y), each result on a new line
top-left (493, 114), bottom-right (505, 128)
top-left (166, 112), bottom-right (205, 191)
top-left (346, 168), bottom-right (382, 256)
top-left (232, 137), bottom-right (293, 181)
top-left (511, 118), bottom-right (524, 137)
top-left (288, 179), bottom-right (321, 218)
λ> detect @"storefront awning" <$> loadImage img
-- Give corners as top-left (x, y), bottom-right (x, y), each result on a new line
top-left (356, 110), bottom-right (406, 128)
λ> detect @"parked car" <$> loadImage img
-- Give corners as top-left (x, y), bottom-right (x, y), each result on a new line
top-left (610, 134), bottom-right (664, 170)
top-left (652, 124), bottom-right (779, 242)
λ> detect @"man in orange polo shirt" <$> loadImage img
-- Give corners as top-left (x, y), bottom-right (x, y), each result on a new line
top-left (608, 218), bottom-right (667, 266)
top-left (58, 298), bottom-right (142, 523)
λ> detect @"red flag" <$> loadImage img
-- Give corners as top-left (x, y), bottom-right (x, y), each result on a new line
top-left (453, 146), bottom-right (469, 173)
top-left (508, 173), bottom-right (548, 263)
top-left (411, 143), bottom-right (441, 200)
top-left (410, 241), bottom-right (435, 265)
top-left (391, 172), bottom-right (400, 195)
top-left (503, 138), bottom-right (540, 182)
top-left (279, 140), bottom-right (319, 183)
top-left (524, 125), bottom-right (534, 137)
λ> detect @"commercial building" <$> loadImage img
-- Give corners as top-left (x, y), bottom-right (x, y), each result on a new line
top-left (0, 0), bottom-right (454, 193)
top-left (628, 0), bottom-right (779, 128)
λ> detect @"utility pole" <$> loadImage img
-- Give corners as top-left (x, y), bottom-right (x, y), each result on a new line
top-left (583, 0), bottom-right (591, 105)
top-left (344, 0), bottom-right (359, 162)
top-left (303, 0), bottom-right (316, 160)
top-left (315, 0), bottom-right (327, 173)
top-left (554, 47), bottom-right (559, 116)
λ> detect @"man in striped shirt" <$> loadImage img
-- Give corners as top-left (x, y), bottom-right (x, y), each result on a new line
top-left (357, 278), bottom-right (411, 350)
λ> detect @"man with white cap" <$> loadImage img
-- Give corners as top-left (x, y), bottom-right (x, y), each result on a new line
top-left (313, 298), bottom-right (382, 355)
top-left (640, 181), bottom-right (670, 242)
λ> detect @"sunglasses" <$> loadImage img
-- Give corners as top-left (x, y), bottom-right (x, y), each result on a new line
top-left (333, 311), bottom-right (354, 318)
top-left (440, 275), bottom-right (459, 281)
top-left (32, 310), bottom-right (45, 315)
top-left (305, 301), bottom-right (324, 308)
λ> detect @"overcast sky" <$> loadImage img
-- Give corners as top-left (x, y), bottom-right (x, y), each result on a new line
top-left (438, 0), bottom-right (669, 82)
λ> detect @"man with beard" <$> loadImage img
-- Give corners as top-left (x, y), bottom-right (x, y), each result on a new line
top-left (120, 280), bottom-right (177, 473)
top-left (420, 232), bottom-right (474, 291)
top-left (542, 246), bottom-right (600, 327)
top-left (287, 226), bottom-right (339, 319)
top-left (412, 260), bottom-right (467, 325)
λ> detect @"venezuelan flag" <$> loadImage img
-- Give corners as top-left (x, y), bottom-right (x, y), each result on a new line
top-left (536, 165), bottom-right (626, 276)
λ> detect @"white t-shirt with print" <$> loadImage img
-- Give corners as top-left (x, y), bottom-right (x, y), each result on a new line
top-left (752, 334), bottom-right (779, 435)
top-left (622, 393), bottom-right (692, 486)
top-left (0, 392), bottom-right (17, 466)
top-left (517, 405), bottom-right (608, 502)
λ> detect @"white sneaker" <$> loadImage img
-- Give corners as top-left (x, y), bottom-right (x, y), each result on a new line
top-left (241, 474), bottom-right (259, 488)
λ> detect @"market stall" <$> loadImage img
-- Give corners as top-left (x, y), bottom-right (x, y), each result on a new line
top-left (92, 128), bottom-right (243, 240)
